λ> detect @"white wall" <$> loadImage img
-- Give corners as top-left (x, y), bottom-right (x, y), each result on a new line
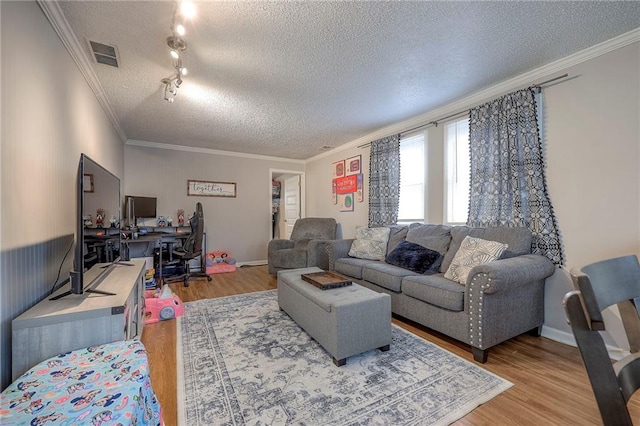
top-left (123, 144), bottom-right (304, 263)
top-left (306, 40), bottom-right (640, 351)
top-left (542, 42), bottom-right (640, 349)
top-left (0, 1), bottom-right (124, 389)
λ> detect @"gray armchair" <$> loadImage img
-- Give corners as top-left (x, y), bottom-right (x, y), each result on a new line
top-left (268, 218), bottom-right (337, 274)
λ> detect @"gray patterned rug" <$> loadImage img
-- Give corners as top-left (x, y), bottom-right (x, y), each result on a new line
top-left (177, 290), bottom-right (512, 425)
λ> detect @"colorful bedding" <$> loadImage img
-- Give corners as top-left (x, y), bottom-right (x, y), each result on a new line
top-left (1, 340), bottom-right (162, 425)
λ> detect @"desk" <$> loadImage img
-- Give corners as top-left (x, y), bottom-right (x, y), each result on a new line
top-left (121, 229), bottom-right (206, 282)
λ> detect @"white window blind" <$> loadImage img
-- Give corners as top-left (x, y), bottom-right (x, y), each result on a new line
top-left (444, 118), bottom-right (470, 224)
top-left (398, 133), bottom-right (425, 223)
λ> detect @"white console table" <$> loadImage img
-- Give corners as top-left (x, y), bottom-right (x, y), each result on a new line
top-left (11, 259), bottom-right (146, 380)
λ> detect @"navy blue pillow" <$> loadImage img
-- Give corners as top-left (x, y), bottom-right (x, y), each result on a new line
top-left (385, 240), bottom-right (442, 274)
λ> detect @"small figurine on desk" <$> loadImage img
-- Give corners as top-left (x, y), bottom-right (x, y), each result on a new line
top-left (177, 209), bottom-right (184, 227)
top-left (167, 217), bottom-right (173, 226)
top-left (156, 216), bottom-right (167, 227)
top-left (83, 214), bottom-right (93, 228)
top-left (110, 216), bottom-right (118, 228)
top-left (96, 209), bottom-right (105, 228)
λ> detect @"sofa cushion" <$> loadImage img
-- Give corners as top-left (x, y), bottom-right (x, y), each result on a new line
top-left (444, 236), bottom-right (508, 284)
top-left (386, 225), bottom-right (409, 254)
top-left (349, 226), bottom-right (391, 260)
top-left (362, 262), bottom-right (416, 292)
top-left (334, 257), bottom-right (378, 280)
top-left (385, 240), bottom-right (442, 274)
top-left (406, 223), bottom-right (452, 256)
top-left (402, 274), bottom-right (465, 312)
top-left (441, 226), bottom-right (532, 273)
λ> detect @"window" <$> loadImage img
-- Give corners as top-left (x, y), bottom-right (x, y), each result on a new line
top-left (398, 133), bottom-right (425, 223)
top-left (444, 118), bottom-right (470, 224)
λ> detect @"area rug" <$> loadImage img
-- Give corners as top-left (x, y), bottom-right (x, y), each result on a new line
top-left (177, 290), bottom-right (512, 425)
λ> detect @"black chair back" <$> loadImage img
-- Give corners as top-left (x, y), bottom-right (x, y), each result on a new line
top-left (181, 202), bottom-right (203, 256)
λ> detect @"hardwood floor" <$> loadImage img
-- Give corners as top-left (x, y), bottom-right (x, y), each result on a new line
top-left (141, 265), bottom-right (640, 425)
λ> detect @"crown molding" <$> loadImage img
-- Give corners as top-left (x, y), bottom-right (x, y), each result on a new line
top-left (126, 140), bottom-right (305, 164)
top-left (37, 0), bottom-right (127, 143)
top-left (306, 27), bottom-right (640, 164)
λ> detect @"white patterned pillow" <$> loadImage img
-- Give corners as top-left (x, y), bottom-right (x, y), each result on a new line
top-left (349, 226), bottom-right (391, 260)
top-left (444, 236), bottom-right (508, 284)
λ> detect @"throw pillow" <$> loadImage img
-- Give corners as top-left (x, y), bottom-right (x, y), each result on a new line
top-left (348, 226), bottom-right (391, 260)
top-left (385, 240), bottom-right (442, 274)
top-left (444, 236), bottom-right (508, 284)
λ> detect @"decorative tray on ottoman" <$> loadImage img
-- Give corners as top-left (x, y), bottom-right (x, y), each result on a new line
top-left (301, 271), bottom-right (352, 290)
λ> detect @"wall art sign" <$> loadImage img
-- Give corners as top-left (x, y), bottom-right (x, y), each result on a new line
top-left (332, 180), bottom-right (338, 205)
top-left (335, 175), bottom-right (357, 194)
top-left (346, 155), bottom-right (361, 176)
top-left (338, 193), bottom-right (354, 212)
top-left (187, 180), bottom-right (236, 197)
top-left (332, 160), bottom-right (345, 178)
top-left (356, 173), bottom-right (364, 202)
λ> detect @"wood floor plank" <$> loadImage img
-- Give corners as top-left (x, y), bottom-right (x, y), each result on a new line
top-left (141, 265), bottom-right (640, 426)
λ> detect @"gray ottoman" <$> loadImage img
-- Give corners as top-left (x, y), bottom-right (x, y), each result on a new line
top-left (277, 267), bottom-right (392, 366)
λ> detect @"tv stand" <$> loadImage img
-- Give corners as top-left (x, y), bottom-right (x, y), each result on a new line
top-left (11, 259), bottom-right (146, 380)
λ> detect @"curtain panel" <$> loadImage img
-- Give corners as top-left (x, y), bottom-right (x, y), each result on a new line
top-left (368, 134), bottom-right (401, 227)
top-left (467, 88), bottom-right (564, 265)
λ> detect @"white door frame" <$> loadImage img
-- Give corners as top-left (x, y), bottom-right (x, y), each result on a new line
top-left (269, 169), bottom-right (305, 242)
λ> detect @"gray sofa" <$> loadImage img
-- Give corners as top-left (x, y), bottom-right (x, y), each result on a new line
top-left (323, 223), bottom-right (555, 362)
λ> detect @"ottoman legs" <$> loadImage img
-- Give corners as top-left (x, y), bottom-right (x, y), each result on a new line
top-left (332, 344), bottom-right (391, 367)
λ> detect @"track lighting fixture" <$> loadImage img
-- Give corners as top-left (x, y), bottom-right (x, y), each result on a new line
top-left (162, 2), bottom-right (195, 103)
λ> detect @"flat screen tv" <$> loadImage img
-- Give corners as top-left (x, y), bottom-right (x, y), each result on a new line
top-left (51, 154), bottom-right (122, 300)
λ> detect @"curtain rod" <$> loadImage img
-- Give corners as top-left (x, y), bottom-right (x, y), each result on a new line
top-left (359, 73), bottom-right (569, 148)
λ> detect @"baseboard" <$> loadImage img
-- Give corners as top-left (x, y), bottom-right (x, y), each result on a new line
top-left (541, 325), bottom-right (630, 361)
top-left (236, 260), bottom-right (268, 267)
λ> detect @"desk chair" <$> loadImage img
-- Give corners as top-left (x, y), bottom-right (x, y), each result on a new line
top-left (563, 290), bottom-right (640, 425)
top-left (166, 202), bottom-right (211, 287)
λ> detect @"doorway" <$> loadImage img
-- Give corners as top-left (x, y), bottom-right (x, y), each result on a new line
top-left (269, 169), bottom-right (305, 241)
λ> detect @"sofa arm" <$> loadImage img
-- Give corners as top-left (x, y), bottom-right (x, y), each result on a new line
top-left (465, 254), bottom-right (555, 353)
top-left (322, 239), bottom-right (355, 270)
top-left (466, 254), bottom-right (555, 295)
top-left (307, 239), bottom-right (331, 270)
top-left (268, 239), bottom-right (296, 252)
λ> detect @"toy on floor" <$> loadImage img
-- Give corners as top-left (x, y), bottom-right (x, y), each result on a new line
top-left (144, 285), bottom-right (184, 324)
top-left (206, 250), bottom-right (237, 274)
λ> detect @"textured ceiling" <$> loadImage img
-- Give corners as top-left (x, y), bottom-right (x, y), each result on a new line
top-left (56, 1), bottom-right (640, 160)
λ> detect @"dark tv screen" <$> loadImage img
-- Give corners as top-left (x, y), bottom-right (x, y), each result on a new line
top-left (126, 195), bottom-right (157, 219)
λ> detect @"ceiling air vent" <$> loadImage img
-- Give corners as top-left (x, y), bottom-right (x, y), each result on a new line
top-left (88, 40), bottom-right (120, 67)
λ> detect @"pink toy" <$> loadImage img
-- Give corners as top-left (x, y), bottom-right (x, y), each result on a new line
top-left (205, 250), bottom-right (237, 274)
top-left (144, 290), bottom-right (184, 325)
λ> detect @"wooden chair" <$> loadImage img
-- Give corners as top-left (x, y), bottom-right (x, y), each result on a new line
top-left (571, 255), bottom-right (640, 352)
top-left (566, 255), bottom-right (640, 425)
top-left (563, 291), bottom-right (640, 425)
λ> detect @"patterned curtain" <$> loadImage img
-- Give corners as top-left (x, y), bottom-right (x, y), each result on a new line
top-left (467, 88), bottom-right (564, 265)
top-left (368, 134), bottom-right (401, 227)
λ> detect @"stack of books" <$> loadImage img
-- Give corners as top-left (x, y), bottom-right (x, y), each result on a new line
top-left (145, 268), bottom-right (156, 289)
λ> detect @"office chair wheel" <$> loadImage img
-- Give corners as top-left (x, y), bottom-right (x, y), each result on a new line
top-left (207, 276), bottom-right (212, 281)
